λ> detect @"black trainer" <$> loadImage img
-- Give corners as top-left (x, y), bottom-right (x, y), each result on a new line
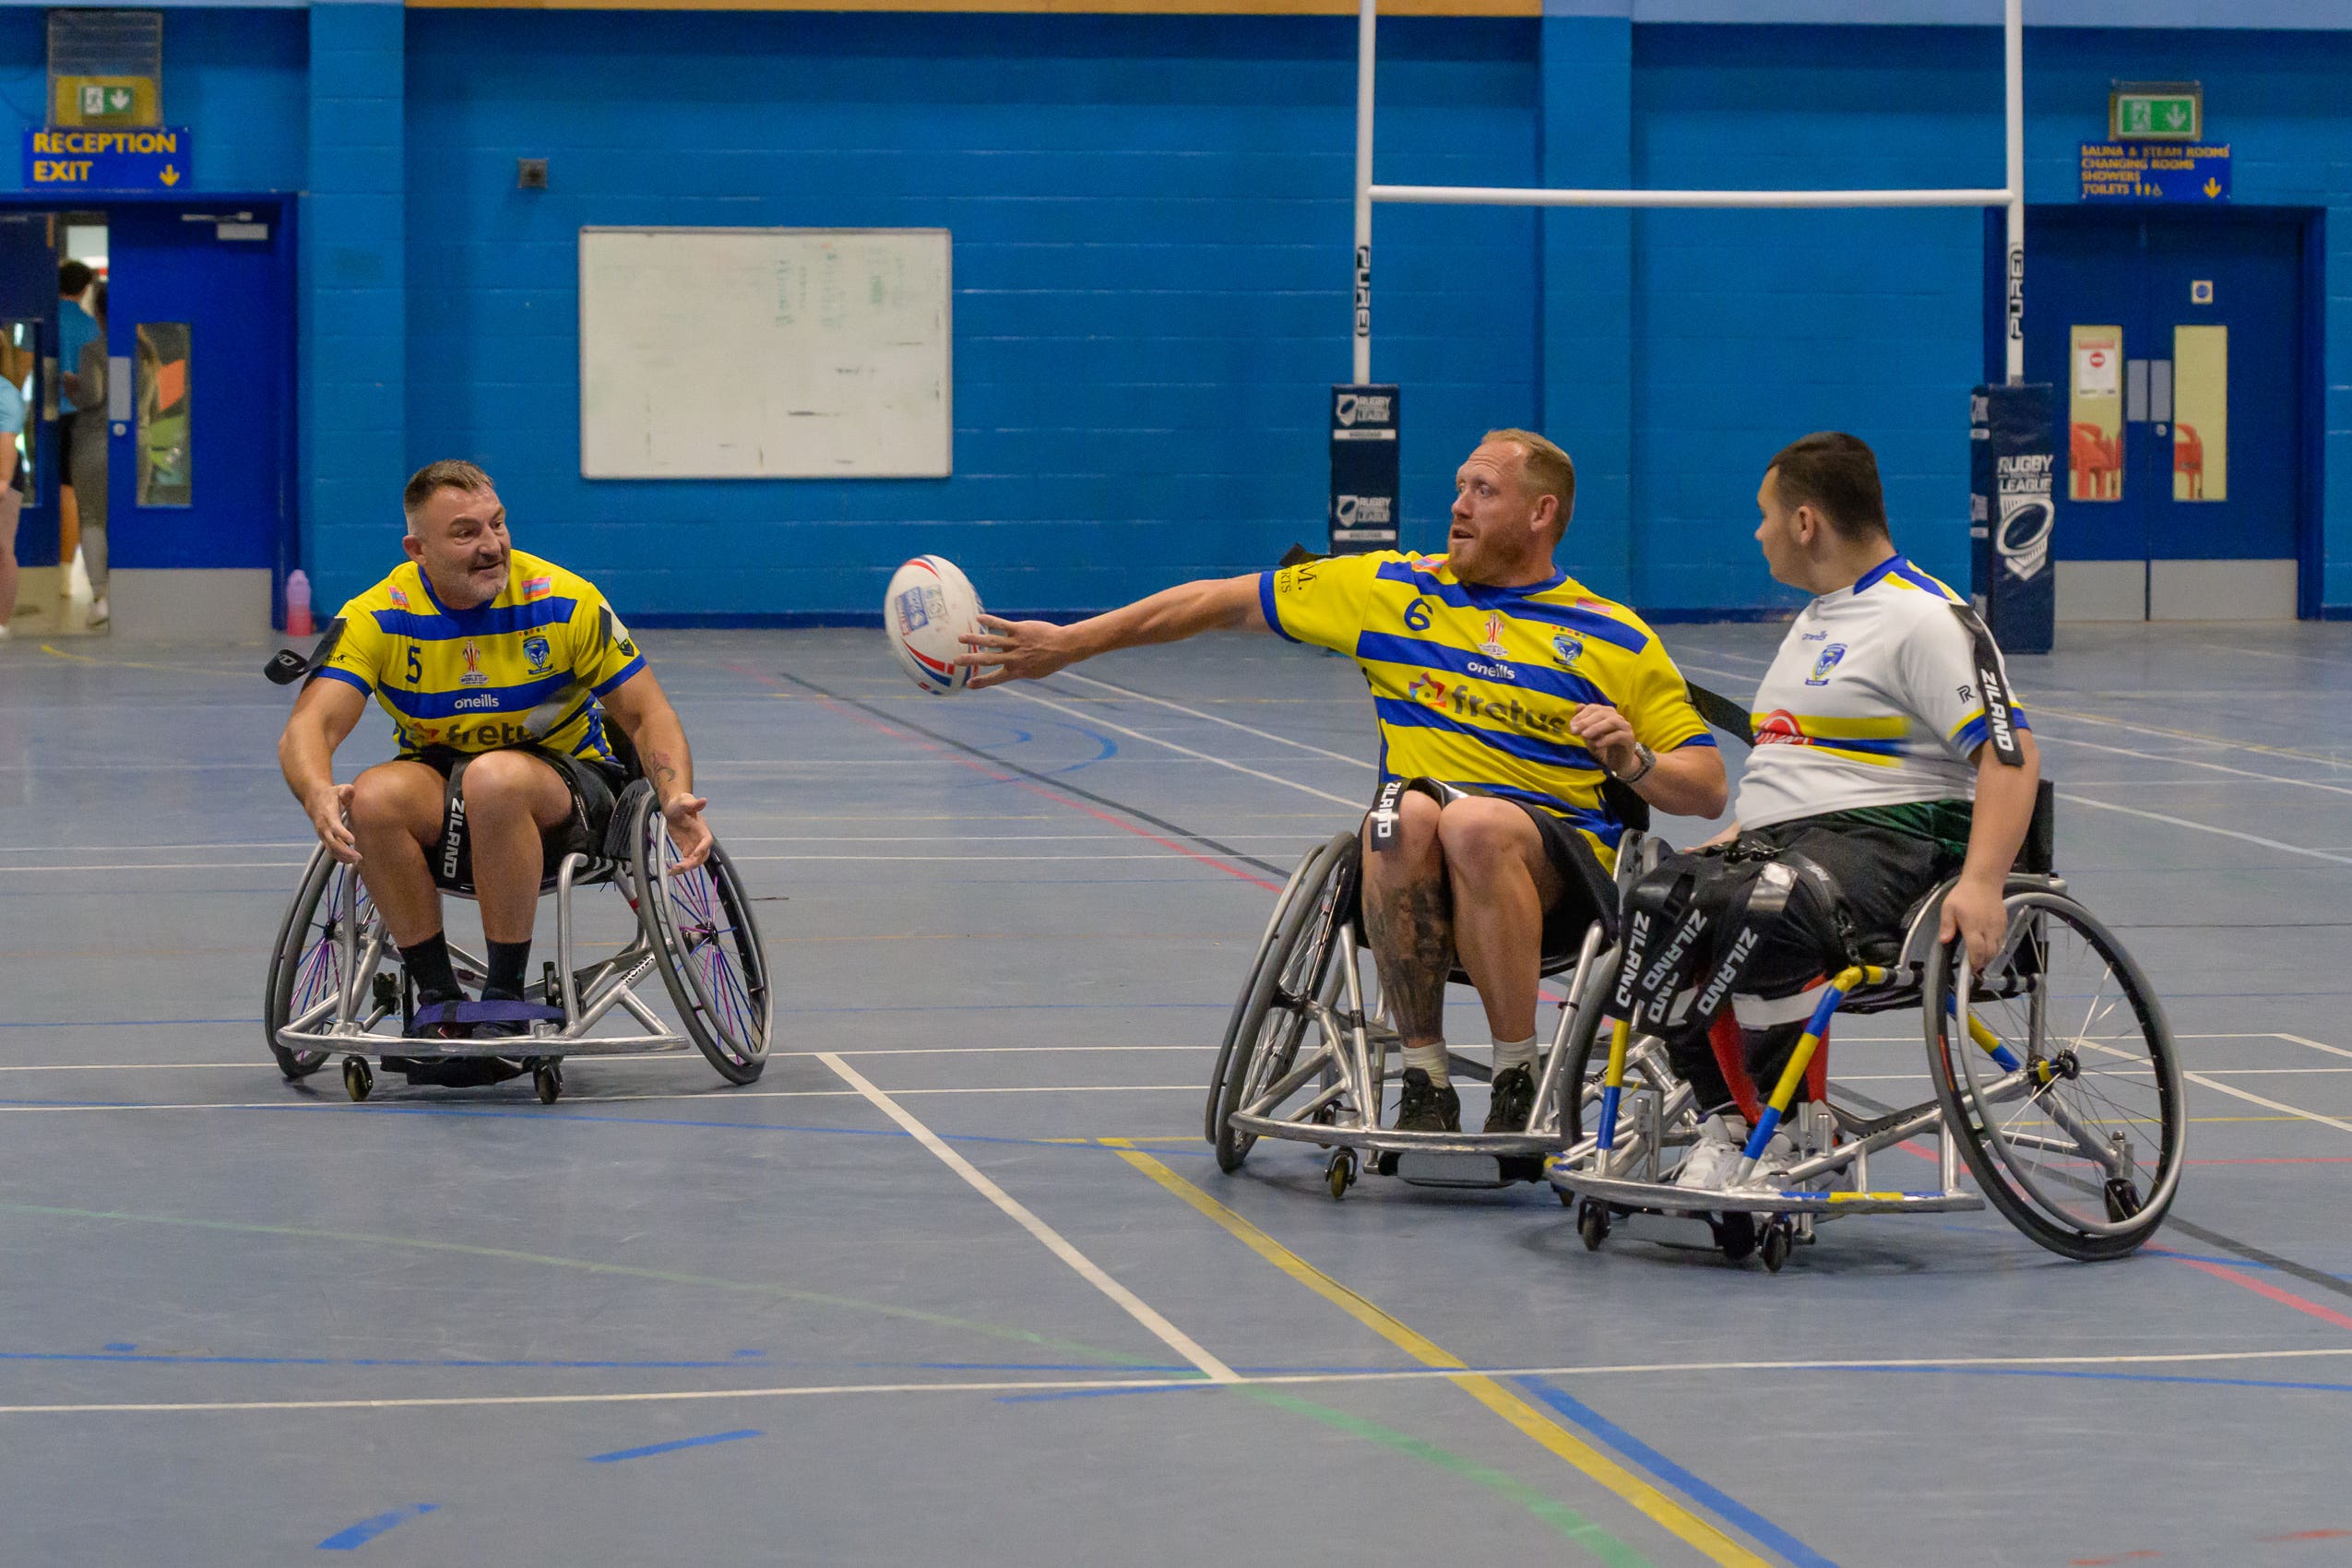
top-left (1483, 1065), bottom-right (1537, 1134)
top-left (1394, 1067), bottom-right (1461, 1133)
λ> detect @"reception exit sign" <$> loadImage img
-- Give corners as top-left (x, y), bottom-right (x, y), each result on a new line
top-left (2110, 82), bottom-right (2202, 143)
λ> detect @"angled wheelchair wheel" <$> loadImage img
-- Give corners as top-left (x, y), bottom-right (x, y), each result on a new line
top-left (631, 790), bottom-right (772, 1086)
top-left (1206, 832), bottom-right (1348, 1145)
top-left (1927, 889), bottom-right (2185, 1261)
top-left (264, 845), bottom-right (381, 1080)
top-left (1211, 832), bottom-right (1357, 1173)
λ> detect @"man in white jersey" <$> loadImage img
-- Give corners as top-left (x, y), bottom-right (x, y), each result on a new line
top-left (1610, 432), bottom-right (2041, 1188)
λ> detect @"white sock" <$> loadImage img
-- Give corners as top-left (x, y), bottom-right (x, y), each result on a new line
top-left (1403, 1043), bottom-right (1450, 1087)
top-left (1491, 1035), bottom-right (1538, 1075)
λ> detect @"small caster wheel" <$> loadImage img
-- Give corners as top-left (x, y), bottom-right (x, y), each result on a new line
top-left (1374, 1151), bottom-right (1400, 1178)
top-left (1761, 1221), bottom-right (1793, 1274)
top-left (1577, 1199), bottom-right (1610, 1252)
top-left (341, 1055), bottom-right (373, 1103)
top-left (1557, 1185), bottom-right (1577, 1208)
top-left (372, 973), bottom-right (398, 1013)
top-left (2103, 1177), bottom-right (2143, 1223)
top-left (1716, 1211), bottom-right (1758, 1265)
top-left (533, 1060), bottom-right (563, 1105)
top-left (1325, 1149), bottom-right (1356, 1200)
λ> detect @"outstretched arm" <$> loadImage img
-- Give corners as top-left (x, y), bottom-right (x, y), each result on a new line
top-left (601, 669), bottom-right (712, 874)
top-left (956, 574), bottom-right (1266, 690)
top-left (279, 679), bottom-right (368, 863)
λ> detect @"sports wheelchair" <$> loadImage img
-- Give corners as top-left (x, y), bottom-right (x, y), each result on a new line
top-left (260, 658), bottom-right (770, 1105)
top-left (1205, 779), bottom-right (1649, 1199)
top-left (1546, 714), bottom-right (2184, 1270)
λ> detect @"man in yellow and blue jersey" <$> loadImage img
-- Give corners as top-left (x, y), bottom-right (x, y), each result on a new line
top-left (959, 430), bottom-right (1728, 1134)
top-left (277, 461), bottom-right (710, 1050)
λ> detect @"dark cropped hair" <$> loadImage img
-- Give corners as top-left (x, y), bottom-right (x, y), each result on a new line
top-left (1766, 432), bottom-right (1889, 542)
top-left (402, 458), bottom-right (496, 517)
top-left (58, 260), bottom-right (92, 298)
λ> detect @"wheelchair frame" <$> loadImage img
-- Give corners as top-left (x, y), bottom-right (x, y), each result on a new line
top-left (1547, 848), bottom-right (2186, 1271)
top-left (265, 780), bottom-right (772, 1104)
top-left (1206, 826), bottom-right (1631, 1198)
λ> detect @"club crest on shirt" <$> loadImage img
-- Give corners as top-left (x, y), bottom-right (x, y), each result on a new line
top-left (1551, 633), bottom-right (1584, 667)
top-left (523, 634), bottom-right (552, 674)
top-left (1805, 644), bottom-right (1847, 686)
top-left (460, 639), bottom-right (489, 686)
top-left (1479, 613), bottom-right (1508, 659)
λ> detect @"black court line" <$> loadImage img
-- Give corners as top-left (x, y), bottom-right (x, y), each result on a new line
top-left (778, 672), bottom-right (1310, 882)
top-left (1839, 1087), bottom-right (2352, 1301)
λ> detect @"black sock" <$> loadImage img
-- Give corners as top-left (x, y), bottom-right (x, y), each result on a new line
top-left (485, 938), bottom-right (532, 1000)
top-left (400, 932), bottom-right (462, 1003)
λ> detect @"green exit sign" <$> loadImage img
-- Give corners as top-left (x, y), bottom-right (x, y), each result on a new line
top-left (2110, 81), bottom-right (2202, 143)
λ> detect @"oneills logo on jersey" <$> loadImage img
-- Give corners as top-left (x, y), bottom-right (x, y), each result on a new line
top-left (1479, 613), bottom-right (1508, 659)
top-left (459, 639), bottom-right (488, 686)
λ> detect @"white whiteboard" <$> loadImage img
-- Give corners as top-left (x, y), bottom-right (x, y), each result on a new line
top-left (578, 227), bottom-right (951, 479)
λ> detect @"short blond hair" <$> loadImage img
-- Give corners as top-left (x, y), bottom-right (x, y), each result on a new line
top-left (1481, 428), bottom-right (1576, 535)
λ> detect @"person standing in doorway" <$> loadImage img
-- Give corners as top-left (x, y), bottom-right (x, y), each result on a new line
top-left (53, 260), bottom-right (95, 604)
top-left (61, 279), bottom-right (107, 628)
top-left (0, 341), bottom-right (25, 639)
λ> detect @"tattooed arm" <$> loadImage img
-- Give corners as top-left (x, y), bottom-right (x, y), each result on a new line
top-left (600, 670), bottom-right (711, 873)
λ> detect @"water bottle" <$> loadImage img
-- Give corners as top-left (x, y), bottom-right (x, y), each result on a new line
top-left (286, 568), bottom-right (314, 637)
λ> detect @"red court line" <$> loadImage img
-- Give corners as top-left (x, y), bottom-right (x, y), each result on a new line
top-left (729, 664), bottom-right (1284, 893)
top-left (2155, 1250), bottom-right (2352, 1334)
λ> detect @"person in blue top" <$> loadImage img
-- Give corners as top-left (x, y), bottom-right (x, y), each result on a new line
top-left (0, 339), bottom-right (24, 640)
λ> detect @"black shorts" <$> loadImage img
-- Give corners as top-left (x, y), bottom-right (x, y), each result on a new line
top-left (54, 416), bottom-right (71, 480)
top-left (1503, 800), bottom-right (1619, 961)
top-left (410, 744), bottom-right (627, 895)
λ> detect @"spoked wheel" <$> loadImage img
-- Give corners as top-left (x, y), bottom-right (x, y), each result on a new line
top-left (1212, 834), bottom-right (1358, 1173)
top-left (1206, 834), bottom-right (1348, 1144)
top-left (632, 789), bottom-right (772, 1086)
top-left (265, 845), bottom-right (383, 1080)
top-left (1927, 889), bottom-right (2185, 1261)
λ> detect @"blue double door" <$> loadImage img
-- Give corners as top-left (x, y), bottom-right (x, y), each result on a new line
top-left (0, 202), bottom-right (291, 603)
top-left (1999, 208), bottom-right (2311, 621)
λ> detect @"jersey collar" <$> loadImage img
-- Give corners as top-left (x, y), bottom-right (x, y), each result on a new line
top-left (1443, 560), bottom-right (1569, 602)
top-left (1848, 553), bottom-right (1907, 596)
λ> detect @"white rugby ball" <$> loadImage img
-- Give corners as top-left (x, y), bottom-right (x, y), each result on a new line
top-left (885, 554), bottom-right (985, 695)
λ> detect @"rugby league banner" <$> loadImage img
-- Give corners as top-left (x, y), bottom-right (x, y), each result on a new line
top-left (1970, 382), bottom-right (2057, 656)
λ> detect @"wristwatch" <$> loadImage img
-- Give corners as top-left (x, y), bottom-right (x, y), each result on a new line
top-left (1614, 742), bottom-right (1657, 785)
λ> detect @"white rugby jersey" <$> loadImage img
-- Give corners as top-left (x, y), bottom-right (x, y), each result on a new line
top-left (1733, 555), bottom-right (2029, 829)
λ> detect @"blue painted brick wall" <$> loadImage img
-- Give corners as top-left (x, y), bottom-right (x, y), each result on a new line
top-left (403, 11), bottom-right (1539, 617)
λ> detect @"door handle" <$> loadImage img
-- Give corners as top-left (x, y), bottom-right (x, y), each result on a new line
top-left (107, 355), bottom-right (131, 422)
top-left (2149, 358), bottom-right (2172, 427)
top-left (2125, 359), bottom-right (2147, 422)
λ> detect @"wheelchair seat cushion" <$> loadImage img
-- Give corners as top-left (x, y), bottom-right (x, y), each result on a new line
top-left (412, 744), bottom-right (629, 897)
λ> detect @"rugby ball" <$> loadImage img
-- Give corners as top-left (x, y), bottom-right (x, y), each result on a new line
top-left (885, 554), bottom-right (985, 695)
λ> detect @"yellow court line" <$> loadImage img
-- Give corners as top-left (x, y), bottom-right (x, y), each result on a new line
top-left (1101, 1140), bottom-right (1769, 1568)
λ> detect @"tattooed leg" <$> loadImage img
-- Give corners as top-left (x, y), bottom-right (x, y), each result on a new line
top-left (1360, 791), bottom-right (1454, 1049)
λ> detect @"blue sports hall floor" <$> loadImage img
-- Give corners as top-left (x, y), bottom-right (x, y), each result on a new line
top-left (4, 621), bottom-right (2350, 1567)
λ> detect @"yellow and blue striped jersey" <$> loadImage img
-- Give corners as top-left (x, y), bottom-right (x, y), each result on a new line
top-left (1260, 550), bottom-right (1713, 859)
top-left (315, 550), bottom-right (646, 766)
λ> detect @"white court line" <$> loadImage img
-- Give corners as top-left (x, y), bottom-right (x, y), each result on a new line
top-left (2183, 1074), bottom-right (2352, 1136)
top-left (1000, 687), bottom-right (1361, 809)
top-left (0, 1046), bottom-right (1221, 1073)
top-left (2038, 732), bottom-right (2352, 800)
top-left (0, 854), bottom-right (1224, 873)
top-left (0, 1084), bottom-right (1204, 1113)
top-left (2275, 1033), bottom-right (2352, 1062)
top-left (816, 1051), bottom-right (1238, 1384)
top-left (8, 1344), bottom-right (2352, 1417)
top-left (1052, 671), bottom-right (1376, 768)
top-left (0, 861), bottom-right (312, 874)
top-left (2055, 793), bottom-right (2352, 868)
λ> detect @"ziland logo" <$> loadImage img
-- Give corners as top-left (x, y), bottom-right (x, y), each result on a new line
top-left (459, 639), bottom-right (489, 686)
top-left (1806, 644), bottom-right (1847, 686)
top-left (1479, 613), bottom-right (1508, 659)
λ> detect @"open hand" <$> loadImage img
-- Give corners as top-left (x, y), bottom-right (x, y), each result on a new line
top-left (955, 615), bottom-right (1077, 690)
top-left (662, 792), bottom-right (714, 874)
top-left (307, 783), bottom-right (360, 864)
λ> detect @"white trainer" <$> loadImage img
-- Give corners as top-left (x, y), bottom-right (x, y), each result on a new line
top-left (1673, 1112), bottom-right (1750, 1191)
top-left (1750, 1129), bottom-right (1799, 1186)
top-left (87, 597), bottom-right (108, 628)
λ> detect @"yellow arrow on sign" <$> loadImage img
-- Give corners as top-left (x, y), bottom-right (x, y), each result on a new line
top-left (2203, 176), bottom-right (2221, 198)
top-left (160, 164), bottom-right (179, 186)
